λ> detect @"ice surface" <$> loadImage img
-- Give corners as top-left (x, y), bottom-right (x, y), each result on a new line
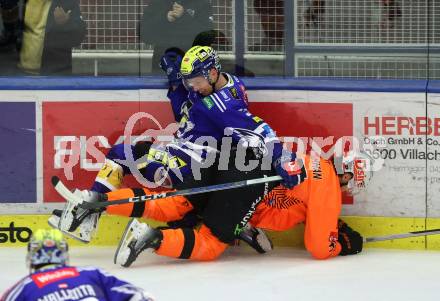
top-left (1, 246), bottom-right (439, 301)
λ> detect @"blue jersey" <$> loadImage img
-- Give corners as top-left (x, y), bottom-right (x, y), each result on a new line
top-left (1, 265), bottom-right (154, 301)
top-left (146, 72), bottom-right (283, 184)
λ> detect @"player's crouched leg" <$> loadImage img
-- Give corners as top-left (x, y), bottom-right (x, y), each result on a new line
top-left (305, 237), bottom-right (342, 260)
top-left (305, 229), bottom-right (363, 259)
top-left (304, 221), bottom-right (363, 260)
top-left (157, 225), bottom-right (228, 261)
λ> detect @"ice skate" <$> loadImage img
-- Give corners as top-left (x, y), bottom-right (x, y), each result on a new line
top-left (50, 180), bottom-right (105, 243)
top-left (239, 224), bottom-right (273, 254)
top-left (48, 208), bottom-right (100, 243)
top-left (114, 218), bottom-right (163, 268)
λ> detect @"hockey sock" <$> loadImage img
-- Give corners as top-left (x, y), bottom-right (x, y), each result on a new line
top-left (156, 225), bottom-right (228, 260)
top-left (105, 188), bottom-right (193, 221)
top-left (91, 159), bottom-right (124, 192)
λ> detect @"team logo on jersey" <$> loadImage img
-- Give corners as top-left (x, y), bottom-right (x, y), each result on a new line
top-left (329, 231), bottom-right (338, 252)
top-left (202, 97), bottom-right (214, 109)
top-left (220, 90), bottom-right (230, 101)
top-left (32, 267), bottom-right (79, 288)
top-left (228, 128), bottom-right (268, 158)
top-left (310, 156), bottom-right (323, 180)
top-left (168, 156), bottom-right (187, 169)
top-left (229, 87), bottom-right (239, 99)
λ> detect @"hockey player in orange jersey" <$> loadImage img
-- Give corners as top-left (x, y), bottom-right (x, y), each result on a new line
top-left (248, 151), bottom-right (368, 259)
top-left (53, 151), bottom-right (367, 266)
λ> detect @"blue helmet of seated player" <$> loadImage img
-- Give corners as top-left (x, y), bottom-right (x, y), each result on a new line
top-left (26, 228), bottom-right (69, 273)
top-left (180, 45), bottom-right (222, 96)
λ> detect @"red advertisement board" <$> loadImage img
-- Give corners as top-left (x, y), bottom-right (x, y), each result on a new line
top-left (43, 101), bottom-right (353, 203)
top-left (43, 101), bottom-right (175, 201)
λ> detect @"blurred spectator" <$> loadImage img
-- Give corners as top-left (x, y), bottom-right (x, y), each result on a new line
top-left (140, 0), bottom-right (214, 74)
top-left (253, 0), bottom-right (284, 50)
top-left (0, 0), bottom-right (20, 75)
top-left (192, 29), bottom-right (227, 49)
top-left (193, 29), bottom-right (255, 77)
top-left (0, 0), bottom-right (20, 49)
top-left (18, 0), bottom-right (86, 75)
top-left (381, 0), bottom-right (401, 28)
top-left (304, 0), bottom-right (325, 27)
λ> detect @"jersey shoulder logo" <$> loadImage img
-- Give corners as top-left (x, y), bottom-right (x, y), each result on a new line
top-left (202, 97), bottom-right (214, 109)
top-left (31, 267), bottom-right (79, 288)
top-left (229, 87), bottom-right (239, 99)
top-left (219, 90), bottom-right (230, 101)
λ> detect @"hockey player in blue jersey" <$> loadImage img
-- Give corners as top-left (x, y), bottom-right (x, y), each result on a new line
top-left (1, 229), bottom-right (154, 301)
top-left (85, 45), bottom-right (300, 193)
top-left (51, 46), bottom-right (306, 260)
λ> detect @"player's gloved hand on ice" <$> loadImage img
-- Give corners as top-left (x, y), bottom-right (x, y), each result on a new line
top-left (273, 152), bottom-right (307, 189)
top-left (160, 47), bottom-right (184, 87)
top-left (338, 219), bottom-right (363, 256)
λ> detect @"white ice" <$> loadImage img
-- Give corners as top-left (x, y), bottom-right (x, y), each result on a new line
top-left (1, 246), bottom-right (439, 301)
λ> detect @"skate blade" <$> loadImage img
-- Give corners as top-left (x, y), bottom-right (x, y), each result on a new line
top-left (114, 218), bottom-right (139, 266)
top-left (51, 177), bottom-right (83, 232)
top-left (58, 189), bottom-right (85, 232)
top-left (48, 214), bottom-right (92, 244)
top-left (255, 228), bottom-right (273, 253)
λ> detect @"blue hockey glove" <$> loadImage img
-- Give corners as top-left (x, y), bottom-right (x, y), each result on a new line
top-left (160, 48), bottom-right (183, 87)
top-left (273, 153), bottom-right (307, 189)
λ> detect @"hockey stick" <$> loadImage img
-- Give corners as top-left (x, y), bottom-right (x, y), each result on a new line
top-left (51, 175), bottom-right (282, 210)
top-left (364, 228), bottom-right (440, 243)
top-left (51, 176), bottom-right (440, 242)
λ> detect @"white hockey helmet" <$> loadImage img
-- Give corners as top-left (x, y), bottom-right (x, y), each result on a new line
top-left (26, 229), bottom-right (69, 272)
top-left (341, 151), bottom-right (374, 195)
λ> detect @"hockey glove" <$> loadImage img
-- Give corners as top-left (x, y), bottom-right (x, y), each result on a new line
top-left (338, 219), bottom-right (363, 256)
top-left (160, 47), bottom-right (184, 87)
top-left (273, 153), bottom-right (307, 189)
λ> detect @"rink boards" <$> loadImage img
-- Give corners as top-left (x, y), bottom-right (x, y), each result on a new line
top-left (0, 78), bottom-right (439, 249)
top-left (1, 215), bottom-right (439, 250)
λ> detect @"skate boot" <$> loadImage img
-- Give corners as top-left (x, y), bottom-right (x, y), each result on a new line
top-left (51, 189), bottom-right (105, 243)
top-left (48, 207), bottom-right (100, 243)
top-left (239, 224), bottom-right (273, 254)
top-left (114, 218), bottom-right (163, 268)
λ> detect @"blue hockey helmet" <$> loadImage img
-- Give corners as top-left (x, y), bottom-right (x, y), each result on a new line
top-left (180, 46), bottom-right (221, 89)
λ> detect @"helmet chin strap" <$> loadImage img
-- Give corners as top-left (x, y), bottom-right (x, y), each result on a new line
top-left (208, 69), bottom-right (220, 92)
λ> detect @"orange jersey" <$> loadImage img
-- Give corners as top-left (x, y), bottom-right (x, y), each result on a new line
top-left (251, 155), bottom-right (343, 259)
top-left (104, 154), bottom-right (343, 260)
